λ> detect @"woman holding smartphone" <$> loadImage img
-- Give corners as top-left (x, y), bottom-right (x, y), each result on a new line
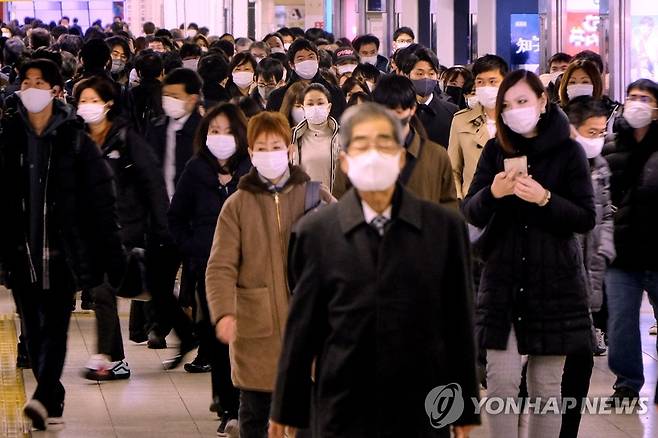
top-left (462, 70), bottom-right (596, 438)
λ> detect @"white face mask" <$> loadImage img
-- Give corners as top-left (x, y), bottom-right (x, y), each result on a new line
top-left (502, 106), bottom-right (541, 136)
top-left (361, 55), bottom-right (378, 66)
top-left (77, 103), bottom-right (108, 124)
top-left (232, 71), bottom-right (254, 89)
top-left (271, 47), bottom-right (285, 54)
top-left (304, 104), bottom-right (330, 125)
top-left (251, 150), bottom-right (289, 180)
top-left (162, 96), bottom-right (189, 119)
top-left (18, 87), bottom-right (54, 113)
top-left (284, 42), bottom-right (291, 51)
top-left (291, 107), bottom-right (306, 125)
top-left (206, 134), bottom-right (236, 160)
top-left (624, 100), bottom-right (656, 129)
top-left (466, 95), bottom-right (479, 109)
top-left (550, 71), bottom-right (562, 84)
top-left (337, 64), bottom-right (357, 75)
top-left (346, 149), bottom-right (401, 192)
top-left (186, 30), bottom-right (197, 39)
top-left (395, 42), bottom-right (411, 51)
top-left (2, 31), bottom-right (11, 38)
top-left (294, 60), bottom-right (318, 80)
top-left (575, 133), bottom-right (604, 159)
top-left (182, 58), bottom-right (199, 71)
top-left (111, 59), bottom-right (126, 74)
top-left (567, 83), bottom-right (594, 100)
top-left (366, 81), bottom-right (375, 92)
top-left (475, 86), bottom-right (499, 109)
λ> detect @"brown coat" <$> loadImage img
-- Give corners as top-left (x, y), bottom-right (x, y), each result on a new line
top-left (332, 131), bottom-right (458, 209)
top-left (447, 105), bottom-right (491, 199)
top-left (205, 166), bottom-right (331, 392)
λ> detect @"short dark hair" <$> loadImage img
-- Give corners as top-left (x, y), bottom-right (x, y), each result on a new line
top-left (213, 39), bottom-right (234, 58)
top-left (564, 96), bottom-right (609, 127)
top-left (256, 57), bottom-right (284, 83)
top-left (106, 35), bottom-right (132, 60)
top-left (372, 74), bottom-right (417, 110)
top-left (197, 54), bottom-right (229, 84)
top-left (74, 75), bottom-right (119, 120)
top-left (287, 38), bottom-right (317, 64)
top-left (180, 42), bottom-right (201, 59)
top-left (393, 27), bottom-right (415, 41)
top-left (263, 33), bottom-right (284, 48)
top-left (31, 47), bottom-right (62, 67)
top-left (317, 49), bottom-right (333, 69)
top-left (80, 38), bottom-right (111, 70)
top-left (472, 54), bottom-right (509, 78)
top-left (548, 52), bottom-right (572, 69)
top-left (234, 95), bottom-right (262, 119)
top-left (229, 51), bottom-right (257, 74)
top-left (341, 76), bottom-right (370, 97)
top-left (162, 51), bottom-right (183, 74)
top-left (51, 25), bottom-right (68, 40)
top-left (401, 46), bottom-right (439, 75)
top-left (30, 28), bottom-right (51, 50)
top-left (143, 22), bottom-right (156, 35)
top-left (135, 50), bottom-right (163, 80)
top-left (572, 50), bottom-right (604, 73)
top-left (626, 78), bottom-right (658, 103)
top-left (163, 67), bottom-right (203, 95)
top-left (19, 58), bottom-right (64, 88)
top-left (304, 83), bottom-right (332, 102)
top-left (352, 63), bottom-right (381, 85)
top-left (154, 29), bottom-right (173, 39)
top-left (352, 34), bottom-right (380, 52)
top-left (289, 27), bottom-right (305, 39)
top-left (58, 34), bottom-right (82, 56)
top-left (304, 27), bottom-right (325, 42)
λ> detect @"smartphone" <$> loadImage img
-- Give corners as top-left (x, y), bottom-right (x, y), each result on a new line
top-left (504, 156), bottom-right (528, 176)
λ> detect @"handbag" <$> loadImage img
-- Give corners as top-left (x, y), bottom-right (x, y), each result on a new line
top-left (117, 247), bottom-right (151, 301)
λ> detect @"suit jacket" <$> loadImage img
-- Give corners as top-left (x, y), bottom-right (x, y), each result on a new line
top-left (145, 111), bottom-right (202, 191)
top-left (271, 186), bottom-right (480, 437)
top-left (416, 92), bottom-right (459, 148)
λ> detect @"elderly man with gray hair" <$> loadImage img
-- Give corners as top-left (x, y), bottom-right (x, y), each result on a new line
top-left (269, 102), bottom-right (481, 438)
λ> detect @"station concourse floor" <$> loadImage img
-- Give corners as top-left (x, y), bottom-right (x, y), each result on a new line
top-left (0, 286), bottom-right (656, 437)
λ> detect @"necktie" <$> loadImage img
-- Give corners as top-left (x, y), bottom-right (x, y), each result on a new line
top-left (370, 215), bottom-right (389, 237)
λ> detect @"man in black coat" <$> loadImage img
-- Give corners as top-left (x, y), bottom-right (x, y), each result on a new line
top-left (0, 59), bottom-right (125, 430)
top-left (265, 38), bottom-right (346, 119)
top-left (400, 46), bottom-right (459, 148)
top-left (269, 103), bottom-right (480, 438)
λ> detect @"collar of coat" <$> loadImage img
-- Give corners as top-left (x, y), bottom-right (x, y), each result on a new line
top-left (238, 165), bottom-right (310, 194)
top-left (291, 116), bottom-right (339, 144)
top-left (337, 185), bottom-right (422, 235)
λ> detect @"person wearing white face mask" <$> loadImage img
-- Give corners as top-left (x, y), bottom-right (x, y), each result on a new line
top-left (291, 84), bottom-right (340, 191)
top-left (251, 58), bottom-right (286, 110)
top-left (73, 76), bottom-right (172, 384)
top-left (266, 38), bottom-right (346, 119)
top-left (168, 103), bottom-right (252, 436)
top-left (463, 70), bottom-right (596, 438)
top-left (352, 34), bottom-right (389, 72)
top-left (562, 96), bottom-right (616, 438)
top-left (268, 102), bottom-right (480, 438)
top-left (448, 54), bottom-right (509, 199)
top-left (559, 59), bottom-right (603, 107)
top-left (179, 42), bottom-right (202, 72)
top-left (333, 46), bottom-right (359, 86)
top-left (206, 111), bottom-right (332, 438)
top-left (601, 79), bottom-right (658, 410)
top-left (249, 41), bottom-right (271, 66)
top-left (0, 59), bottom-right (126, 431)
top-left (226, 52), bottom-right (257, 98)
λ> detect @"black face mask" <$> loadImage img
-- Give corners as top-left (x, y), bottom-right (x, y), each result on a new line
top-left (445, 85), bottom-right (463, 104)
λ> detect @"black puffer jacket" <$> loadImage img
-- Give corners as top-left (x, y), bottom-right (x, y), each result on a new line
top-left (100, 118), bottom-right (171, 249)
top-left (603, 119), bottom-right (658, 271)
top-left (462, 103), bottom-right (596, 355)
top-left (0, 101), bottom-right (125, 290)
top-left (168, 154), bottom-right (251, 264)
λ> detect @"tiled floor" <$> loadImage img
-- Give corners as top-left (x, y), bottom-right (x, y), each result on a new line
top-left (1, 287), bottom-right (656, 437)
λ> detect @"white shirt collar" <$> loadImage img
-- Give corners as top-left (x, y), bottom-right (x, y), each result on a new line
top-left (169, 113), bottom-right (191, 130)
top-left (361, 200), bottom-right (392, 224)
top-left (421, 93), bottom-right (434, 106)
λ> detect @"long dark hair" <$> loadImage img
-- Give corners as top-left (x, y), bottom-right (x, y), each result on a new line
top-left (495, 69), bottom-right (548, 154)
top-left (194, 102), bottom-right (249, 174)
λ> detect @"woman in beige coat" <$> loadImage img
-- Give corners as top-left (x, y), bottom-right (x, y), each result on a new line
top-left (205, 111), bottom-right (331, 437)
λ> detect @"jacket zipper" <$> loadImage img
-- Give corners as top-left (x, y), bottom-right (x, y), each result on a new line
top-left (273, 192), bottom-right (288, 288)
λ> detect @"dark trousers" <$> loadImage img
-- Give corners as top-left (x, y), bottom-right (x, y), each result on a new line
top-left (189, 261), bottom-right (239, 416)
top-left (13, 277), bottom-right (74, 416)
top-left (91, 282), bottom-right (125, 361)
top-left (239, 390), bottom-right (271, 438)
top-left (145, 245), bottom-right (194, 346)
top-left (128, 300), bottom-right (155, 341)
top-left (560, 348), bottom-right (594, 438)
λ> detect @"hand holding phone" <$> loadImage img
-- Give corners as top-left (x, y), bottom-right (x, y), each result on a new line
top-left (504, 156), bottom-right (528, 177)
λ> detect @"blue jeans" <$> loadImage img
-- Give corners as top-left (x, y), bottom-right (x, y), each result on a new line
top-left (606, 268), bottom-right (658, 393)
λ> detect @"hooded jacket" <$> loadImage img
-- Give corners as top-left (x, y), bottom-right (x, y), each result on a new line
top-left (462, 103), bottom-right (596, 355)
top-left (0, 99), bottom-right (125, 290)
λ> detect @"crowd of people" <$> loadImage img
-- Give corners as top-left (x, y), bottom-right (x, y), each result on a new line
top-left (0, 14), bottom-right (656, 438)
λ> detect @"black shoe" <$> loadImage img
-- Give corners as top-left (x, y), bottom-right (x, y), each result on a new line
top-left (184, 356), bottom-right (211, 373)
top-left (129, 333), bottom-right (148, 344)
top-left (607, 386), bottom-right (640, 408)
top-left (162, 341), bottom-right (198, 370)
top-left (209, 396), bottom-right (222, 414)
top-left (16, 342), bottom-right (31, 369)
top-left (217, 414), bottom-right (239, 438)
top-left (24, 399), bottom-right (48, 431)
top-left (147, 331), bottom-right (167, 349)
top-left (80, 289), bottom-right (94, 310)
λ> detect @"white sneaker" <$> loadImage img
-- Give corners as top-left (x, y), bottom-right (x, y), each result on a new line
top-left (649, 323), bottom-right (657, 335)
top-left (82, 354), bottom-right (131, 381)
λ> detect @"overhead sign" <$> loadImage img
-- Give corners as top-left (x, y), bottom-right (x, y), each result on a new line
top-left (510, 14), bottom-right (540, 73)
